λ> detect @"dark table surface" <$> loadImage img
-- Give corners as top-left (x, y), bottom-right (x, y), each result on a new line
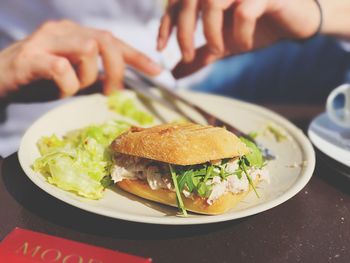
top-left (1, 102), bottom-right (349, 263)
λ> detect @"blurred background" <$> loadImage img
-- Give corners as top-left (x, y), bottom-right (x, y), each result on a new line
top-left (1, 0), bottom-right (350, 157)
top-left (1, 0), bottom-right (350, 105)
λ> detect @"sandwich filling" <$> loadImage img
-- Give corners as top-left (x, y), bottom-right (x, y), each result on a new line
top-left (111, 154), bottom-right (269, 206)
top-left (111, 136), bottom-right (269, 215)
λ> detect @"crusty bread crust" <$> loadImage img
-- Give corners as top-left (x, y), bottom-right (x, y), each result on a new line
top-left (111, 123), bottom-right (249, 165)
top-left (117, 179), bottom-right (254, 215)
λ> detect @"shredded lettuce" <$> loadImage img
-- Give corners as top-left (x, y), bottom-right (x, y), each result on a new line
top-left (266, 124), bottom-right (287, 142)
top-left (34, 90), bottom-right (156, 200)
top-left (33, 120), bottom-right (131, 199)
top-left (107, 91), bottom-right (154, 125)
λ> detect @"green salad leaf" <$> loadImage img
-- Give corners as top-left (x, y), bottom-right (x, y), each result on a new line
top-left (33, 90), bottom-right (157, 200)
top-left (266, 124), bottom-right (287, 142)
top-left (238, 156), bottom-right (259, 198)
top-left (33, 120), bottom-right (131, 199)
top-left (248, 131), bottom-right (258, 139)
top-left (169, 136), bottom-right (266, 214)
top-left (169, 164), bottom-right (187, 216)
top-left (170, 160), bottom-right (234, 215)
top-left (238, 137), bottom-right (266, 197)
top-left (107, 91), bottom-right (154, 125)
top-left (239, 137), bottom-right (264, 169)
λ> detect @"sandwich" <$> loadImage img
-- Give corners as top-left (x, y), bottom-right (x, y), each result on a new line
top-left (110, 123), bottom-right (269, 215)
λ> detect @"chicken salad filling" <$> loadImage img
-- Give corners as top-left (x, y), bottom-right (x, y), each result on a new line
top-left (111, 153), bottom-right (269, 205)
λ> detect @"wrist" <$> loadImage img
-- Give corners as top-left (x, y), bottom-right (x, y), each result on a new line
top-left (270, 0), bottom-right (322, 39)
top-left (319, 0), bottom-right (350, 38)
top-left (312, 0), bottom-right (323, 37)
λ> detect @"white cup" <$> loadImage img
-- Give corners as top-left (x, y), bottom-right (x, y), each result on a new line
top-left (326, 84), bottom-right (350, 127)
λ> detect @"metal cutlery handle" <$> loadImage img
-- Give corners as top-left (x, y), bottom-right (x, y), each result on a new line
top-left (130, 69), bottom-right (248, 138)
top-left (125, 68), bottom-right (274, 159)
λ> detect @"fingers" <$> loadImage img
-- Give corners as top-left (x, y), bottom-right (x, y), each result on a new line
top-left (75, 40), bottom-right (99, 88)
top-left (95, 31), bottom-right (162, 94)
top-left (45, 34), bottom-right (99, 89)
top-left (177, 0), bottom-right (198, 62)
top-left (157, 0), bottom-right (178, 51)
top-left (31, 54), bottom-right (80, 97)
top-left (0, 40), bottom-right (79, 98)
top-left (119, 39), bottom-right (162, 76)
top-left (172, 44), bottom-right (220, 78)
top-left (157, 13), bottom-right (173, 51)
top-left (172, 0), bottom-right (266, 80)
top-left (51, 27), bottom-right (162, 94)
top-left (49, 57), bottom-right (80, 97)
top-left (232, 0), bottom-right (267, 51)
top-left (202, 1), bottom-right (225, 55)
top-left (30, 20), bottom-right (162, 96)
top-left (97, 31), bottom-right (125, 94)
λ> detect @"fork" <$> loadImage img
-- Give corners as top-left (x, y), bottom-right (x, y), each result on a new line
top-left (124, 69), bottom-right (274, 159)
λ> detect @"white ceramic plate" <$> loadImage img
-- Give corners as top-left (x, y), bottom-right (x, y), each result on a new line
top-left (18, 91), bottom-right (315, 225)
top-left (308, 112), bottom-right (350, 167)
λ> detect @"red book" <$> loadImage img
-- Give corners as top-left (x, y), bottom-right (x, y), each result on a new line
top-left (0, 228), bottom-right (151, 263)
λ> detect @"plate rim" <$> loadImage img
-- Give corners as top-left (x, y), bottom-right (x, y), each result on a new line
top-left (18, 91), bottom-right (316, 225)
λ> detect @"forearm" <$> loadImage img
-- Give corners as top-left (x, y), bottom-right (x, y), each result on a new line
top-left (320, 0), bottom-right (350, 39)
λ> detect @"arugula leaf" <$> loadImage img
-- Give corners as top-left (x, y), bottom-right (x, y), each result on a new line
top-left (185, 171), bottom-right (197, 192)
top-left (239, 137), bottom-right (264, 169)
top-left (219, 164), bottom-right (234, 180)
top-left (239, 156), bottom-right (259, 198)
top-left (197, 182), bottom-right (211, 198)
top-left (238, 138), bottom-right (266, 198)
top-left (235, 169), bottom-right (243, 180)
top-left (177, 173), bottom-right (187, 192)
top-left (174, 163), bottom-right (229, 200)
top-left (204, 165), bottom-right (213, 182)
top-left (248, 131), bottom-right (258, 139)
top-left (192, 167), bottom-right (207, 176)
top-left (169, 154), bottom-right (261, 212)
top-left (169, 165), bottom-right (187, 216)
top-left (100, 175), bottom-right (113, 188)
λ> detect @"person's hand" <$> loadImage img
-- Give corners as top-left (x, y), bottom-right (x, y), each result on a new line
top-left (157, 0), bottom-right (321, 78)
top-left (0, 20), bottom-right (162, 98)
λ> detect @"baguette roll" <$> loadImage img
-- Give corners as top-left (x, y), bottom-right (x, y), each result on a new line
top-left (117, 179), bottom-right (256, 215)
top-left (110, 123), bottom-right (267, 215)
top-left (111, 123), bottom-right (249, 165)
